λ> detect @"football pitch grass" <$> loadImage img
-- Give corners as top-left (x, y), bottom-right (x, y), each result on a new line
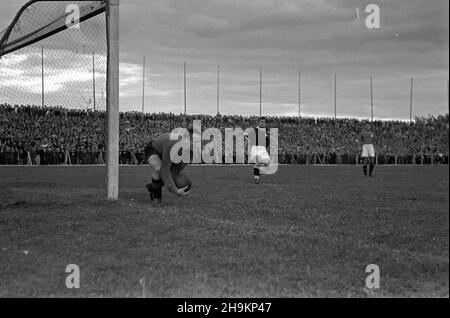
top-left (0, 165), bottom-right (448, 297)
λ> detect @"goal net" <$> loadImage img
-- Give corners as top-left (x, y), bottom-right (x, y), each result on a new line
top-left (0, 0), bottom-right (107, 110)
top-left (0, 0), bottom-right (120, 200)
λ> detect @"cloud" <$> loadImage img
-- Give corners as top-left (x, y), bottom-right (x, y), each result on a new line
top-left (0, 0), bottom-right (448, 119)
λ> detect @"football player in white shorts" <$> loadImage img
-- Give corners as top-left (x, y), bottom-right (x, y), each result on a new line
top-left (246, 118), bottom-right (271, 184)
top-left (361, 123), bottom-right (376, 177)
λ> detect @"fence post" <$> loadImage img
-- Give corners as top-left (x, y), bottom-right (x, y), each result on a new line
top-left (27, 151), bottom-right (32, 166)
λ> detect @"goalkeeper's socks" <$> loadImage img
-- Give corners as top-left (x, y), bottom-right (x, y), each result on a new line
top-left (363, 165), bottom-right (368, 176)
top-left (151, 178), bottom-right (163, 200)
top-left (369, 164), bottom-right (375, 176)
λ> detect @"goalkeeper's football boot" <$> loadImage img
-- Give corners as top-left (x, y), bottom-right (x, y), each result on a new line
top-left (146, 182), bottom-right (162, 203)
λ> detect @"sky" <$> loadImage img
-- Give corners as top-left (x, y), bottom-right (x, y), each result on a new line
top-left (0, 0), bottom-right (448, 120)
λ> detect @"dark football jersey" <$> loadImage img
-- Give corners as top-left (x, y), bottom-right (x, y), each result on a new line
top-left (361, 130), bottom-right (374, 145)
top-left (255, 127), bottom-right (270, 148)
top-left (151, 133), bottom-right (188, 193)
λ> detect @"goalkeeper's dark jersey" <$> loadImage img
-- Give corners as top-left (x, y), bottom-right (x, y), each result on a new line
top-left (148, 133), bottom-right (188, 194)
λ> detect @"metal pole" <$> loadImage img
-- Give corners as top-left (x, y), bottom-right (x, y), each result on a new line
top-left (217, 65), bottom-right (220, 115)
top-left (41, 46), bottom-right (44, 107)
top-left (184, 62), bottom-right (187, 115)
top-left (142, 56), bottom-right (145, 113)
top-left (106, 0), bottom-right (120, 200)
top-left (370, 76), bottom-right (374, 122)
top-left (259, 69), bottom-right (262, 117)
top-left (334, 73), bottom-right (337, 119)
top-left (299, 71), bottom-right (301, 118)
top-left (410, 77), bottom-right (413, 122)
top-left (93, 51), bottom-right (96, 111)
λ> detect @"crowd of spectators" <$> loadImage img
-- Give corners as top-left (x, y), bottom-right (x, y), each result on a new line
top-left (0, 103), bottom-right (448, 165)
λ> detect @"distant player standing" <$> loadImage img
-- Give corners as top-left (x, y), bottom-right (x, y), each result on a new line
top-left (245, 118), bottom-right (271, 184)
top-left (361, 123), bottom-right (376, 177)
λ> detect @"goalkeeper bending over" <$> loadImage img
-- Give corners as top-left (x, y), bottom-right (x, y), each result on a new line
top-left (144, 130), bottom-right (192, 202)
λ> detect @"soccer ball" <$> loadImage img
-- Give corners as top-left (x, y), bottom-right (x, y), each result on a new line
top-left (171, 167), bottom-right (192, 192)
top-left (173, 172), bottom-right (192, 192)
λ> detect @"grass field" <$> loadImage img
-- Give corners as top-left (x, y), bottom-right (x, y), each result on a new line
top-left (0, 165), bottom-right (448, 298)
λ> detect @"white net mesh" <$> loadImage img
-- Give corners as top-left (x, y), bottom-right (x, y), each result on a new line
top-left (0, 0), bottom-right (107, 110)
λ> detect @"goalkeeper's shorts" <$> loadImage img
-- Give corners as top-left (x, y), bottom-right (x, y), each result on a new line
top-left (250, 146), bottom-right (271, 165)
top-left (144, 140), bottom-right (160, 163)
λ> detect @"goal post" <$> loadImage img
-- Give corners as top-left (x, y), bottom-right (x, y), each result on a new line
top-left (106, 0), bottom-right (119, 200)
top-left (0, 0), bottom-right (120, 200)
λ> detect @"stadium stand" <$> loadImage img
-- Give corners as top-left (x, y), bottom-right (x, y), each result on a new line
top-left (0, 103), bottom-right (448, 165)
